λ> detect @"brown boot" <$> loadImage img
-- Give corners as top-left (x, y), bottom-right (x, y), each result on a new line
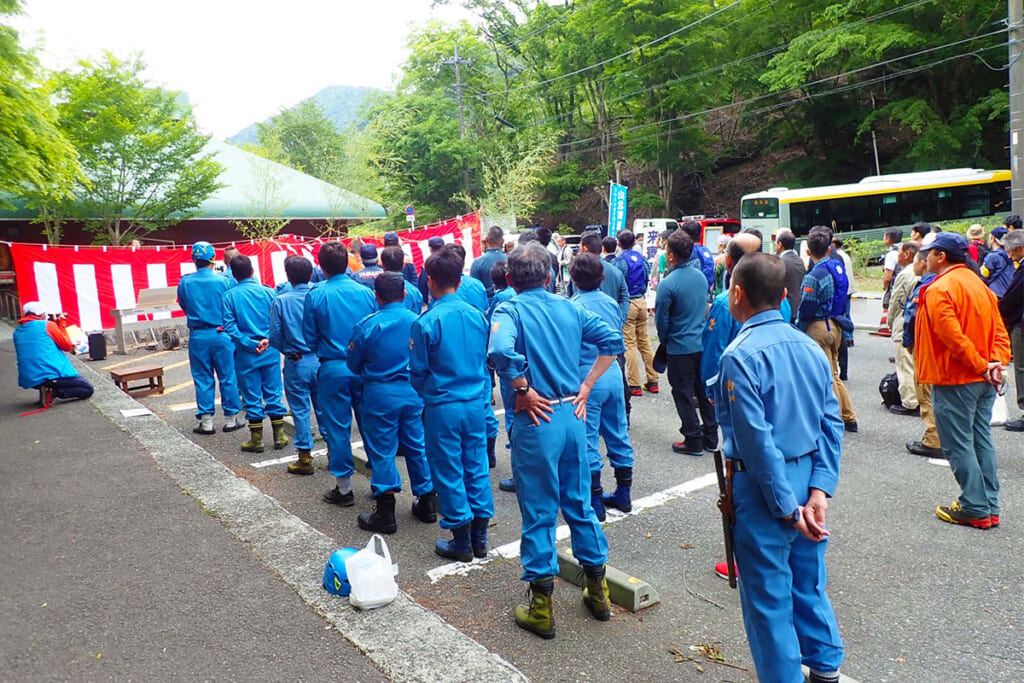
top-left (287, 448), bottom-right (314, 475)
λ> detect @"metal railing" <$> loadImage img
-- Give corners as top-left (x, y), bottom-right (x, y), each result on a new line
top-left (0, 288), bottom-right (19, 321)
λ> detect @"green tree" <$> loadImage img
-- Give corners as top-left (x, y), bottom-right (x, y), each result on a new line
top-left (256, 100), bottom-right (346, 182)
top-left (0, 0), bottom-right (80, 209)
top-left (52, 53), bottom-right (224, 244)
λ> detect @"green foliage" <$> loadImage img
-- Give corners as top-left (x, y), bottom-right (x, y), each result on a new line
top-left (231, 157), bottom-right (291, 240)
top-left (256, 100), bottom-right (346, 182)
top-left (51, 54), bottom-right (224, 244)
top-left (0, 0), bottom-right (81, 209)
top-left (845, 238), bottom-right (886, 268)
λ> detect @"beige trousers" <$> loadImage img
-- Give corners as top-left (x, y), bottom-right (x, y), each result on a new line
top-left (894, 343), bottom-right (919, 410)
top-left (916, 383), bottom-right (941, 449)
top-left (623, 297), bottom-right (656, 387)
top-left (806, 320), bottom-right (857, 423)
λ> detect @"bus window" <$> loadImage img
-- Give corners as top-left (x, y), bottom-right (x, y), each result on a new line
top-left (935, 188), bottom-right (955, 219)
top-left (960, 185), bottom-right (990, 217)
top-left (741, 198), bottom-right (778, 219)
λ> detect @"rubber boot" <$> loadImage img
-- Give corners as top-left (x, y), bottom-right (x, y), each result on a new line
top-left (601, 467), bottom-right (633, 513)
top-left (434, 524), bottom-right (473, 562)
top-left (240, 421), bottom-right (265, 453)
top-left (193, 414), bottom-right (215, 435)
top-left (582, 565), bottom-right (611, 621)
top-left (487, 437), bottom-right (496, 469)
top-left (287, 448), bottom-right (315, 475)
top-left (470, 517), bottom-right (489, 558)
top-left (411, 490), bottom-right (438, 523)
top-left (358, 494), bottom-right (397, 534)
top-left (514, 577), bottom-right (555, 639)
top-left (590, 472), bottom-right (606, 522)
top-left (270, 417), bottom-right (289, 450)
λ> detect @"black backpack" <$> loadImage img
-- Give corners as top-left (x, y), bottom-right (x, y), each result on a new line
top-left (879, 372), bottom-right (901, 409)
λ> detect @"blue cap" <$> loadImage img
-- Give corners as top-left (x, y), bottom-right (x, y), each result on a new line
top-left (359, 243), bottom-right (378, 262)
top-left (918, 232), bottom-right (968, 256)
top-left (191, 241), bottom-right (215, 262)
top-left (383, 231), bottom-right (399, 246)
top-left (991, 226), bottom-right (1008, 242)
top-left (427, 236), bottom-right (445, 250)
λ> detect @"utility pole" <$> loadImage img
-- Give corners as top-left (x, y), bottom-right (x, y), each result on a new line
top-left (442, 42), bottom-right (474, 195)
top-left (1010, 0), bottom-right (1024, 214)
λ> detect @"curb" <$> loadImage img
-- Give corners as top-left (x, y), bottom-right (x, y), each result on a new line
top-left (556, 548), bottom-right (660, 612)
top-left (74, 357), bottom-right (527, 683)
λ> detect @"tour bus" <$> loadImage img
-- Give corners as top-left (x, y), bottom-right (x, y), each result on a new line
top-left (740, 168), bottom-right (1011, 243)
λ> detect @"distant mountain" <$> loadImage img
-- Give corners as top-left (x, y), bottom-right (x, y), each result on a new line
top-left (227, 85), bottom-right (386, 145)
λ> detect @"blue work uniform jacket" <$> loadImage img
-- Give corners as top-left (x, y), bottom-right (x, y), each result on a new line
top-left (222, 279), bottom-right (277, 353)
top-left (701, 292), bottom-right (791, 384)
top-left (571, 289), bottom-right (625, 382)
top-left (410, 293), bottom-right (490, 405)
top-left (486, 287), bottom-right (516, 323)
top-left (457, 274), bottom-right (488, 313)
top-left (352, 265), bottom-right (384, 289)
top-left (269, 283), bottom-right (314, 355)
top-left (302, 273), bottom-right (377, 361)
top-left (347, 303), bottom-right (417, 383)
top-left (403, 279), bottom-right (424, 313)
top-left (219, 269), bottom-right (238, 287)
top-left (178, 267), bottom-right (232, 329)
top-left (488, 287), bottom-right (624, 399)
top-left (715, 310), bottom-right (843, 518)
top-left (470, 248), bottom-right (508, 299)
top-left (567, 260), bottom-right (630, 325)
top-left (655, 261), bottom-right (708, 355)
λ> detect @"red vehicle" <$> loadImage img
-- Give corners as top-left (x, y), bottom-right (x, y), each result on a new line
top-left (678, 214), bottom-right (742, 248)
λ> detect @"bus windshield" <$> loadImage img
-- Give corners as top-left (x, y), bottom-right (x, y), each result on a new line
top-left (741, 197), bottom-right (779, 219)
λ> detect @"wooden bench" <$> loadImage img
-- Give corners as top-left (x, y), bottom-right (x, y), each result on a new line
top-left (110, 364), bottom-right (165, 397)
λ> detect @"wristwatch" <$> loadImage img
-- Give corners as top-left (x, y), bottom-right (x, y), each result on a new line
top-left (785, 507), bottom-right (802, 527)
top-left (514, 384), bottom-right (531, 396)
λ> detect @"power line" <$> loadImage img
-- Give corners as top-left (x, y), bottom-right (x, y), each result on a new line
top-left (477, 0), bottom-right (744, 99)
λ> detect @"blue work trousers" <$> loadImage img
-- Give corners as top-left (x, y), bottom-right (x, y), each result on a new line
top-left (510, 402), bottom-right (608, 581)
top-left (584, 366), bottom-right (634, 474)
top-left (932, 382), bottom-right (999, 516)
top-left (283, 355), bottom-right (324, 450)
top-left (361, 381), bottom-right (433, 497)
top-left (234, 348), bottom-right (288, 422)
top-left (188, 328), bottom-right (240, 418)
top-left (423, 400), bottom-right (494, 529)
top-left (732, 455), bottom-right (843, 683)
top-left (41, 376), bottom-right (95, 400)
top-left (318, 360), bottom-right (362, 479)
top-left (485, 390), bottom-right (499, 439)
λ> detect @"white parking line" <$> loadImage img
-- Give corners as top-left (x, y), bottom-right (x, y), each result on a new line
top-left (426, 471), bottom-right (718, 583)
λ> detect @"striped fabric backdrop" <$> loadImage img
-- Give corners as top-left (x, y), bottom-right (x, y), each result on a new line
top-left (10, 214), bottom-right (481, 331)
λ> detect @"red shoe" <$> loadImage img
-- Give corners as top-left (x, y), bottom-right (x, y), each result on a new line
top-left (714, 561), bottom-right (738, 580)
top-left (935, 501), bottom-right (992, 529)
top-left (644, 382), bottom-right (659, 394)
top-left (990, 514), bottom-right (1000, 527)
top-left (629, 386), bottom-right (643, 397)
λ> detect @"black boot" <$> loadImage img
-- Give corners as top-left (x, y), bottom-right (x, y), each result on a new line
top-left (358, 494), bottom-right (397, 534)
top-left (487, 437), bottom-right (496, 469)
top-left (470, 517), bottom-right (489, 558)
top-left (411, 490), bottom-right (438, 523)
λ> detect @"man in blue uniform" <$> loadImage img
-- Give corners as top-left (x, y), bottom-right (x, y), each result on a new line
top-left (383, 231), bottom-right (418, 284)
top-left (657, 231), bottom-right (717, 456)
top-left (269, 256), bottom-right (326, 475)
top-left (14, 302), bottom-right (94, 404)
top-left (410, 247), bottom-right (495, 561)
top-left (348, 272), bottom-right (438, 534)
top-left (568, 254), bottom-right (634, 522)
top-left (418, 236), bottom-right (445, 303)
top-left (352, 244), bottom-right (384, 289)
top-left (470, 225), bottom-right (507, 300)
top-left (717, 252), bottom-right (844, 683)
top-left (222, 255), bottom-right (289, 453)
top-left (303, 241), bottom-right (378, 506)
top-left (489, 243), bottom-right (624, 639)
top-left (381, 245), bottom-right (424, 312)
top-left (177, 241), bottom-right (243, 435)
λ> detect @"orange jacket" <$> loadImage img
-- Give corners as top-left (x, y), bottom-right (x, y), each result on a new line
top-left (915, 264), bottom-right (1011, 385)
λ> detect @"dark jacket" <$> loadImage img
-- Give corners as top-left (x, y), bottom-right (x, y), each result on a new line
top-left (998, 259), bottom-right (1023, 332)
top-left (780, 250), bottom-right (805, 324)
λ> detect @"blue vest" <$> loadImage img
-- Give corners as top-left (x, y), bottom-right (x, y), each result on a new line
top-left (14, 319), bottom-right (78, 389)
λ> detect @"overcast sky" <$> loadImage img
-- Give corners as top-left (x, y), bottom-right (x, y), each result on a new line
top-left (12, 0), bottom-right (477, 139)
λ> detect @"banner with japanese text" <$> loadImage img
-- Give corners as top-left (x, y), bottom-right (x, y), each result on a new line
top-left (607, 183), bottom-right (628, 237)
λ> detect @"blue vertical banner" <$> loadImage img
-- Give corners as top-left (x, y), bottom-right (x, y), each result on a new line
top-left (607, 182), bottom-right (628, 237)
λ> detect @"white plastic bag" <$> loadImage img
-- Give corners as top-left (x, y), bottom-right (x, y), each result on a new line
top-left (345, 534), bottom-right (399, 610)
top-left (991, 394), bottom-right (1008, 427)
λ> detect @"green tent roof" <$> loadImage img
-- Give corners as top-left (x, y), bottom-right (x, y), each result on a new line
top-left (0, 140), bottom-right (387, 221)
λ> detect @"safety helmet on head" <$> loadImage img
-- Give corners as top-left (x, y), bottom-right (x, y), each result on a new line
top-left (323, 547), bottom-right (359, 596)
top-left (191, 241), bottom-right (216, 262)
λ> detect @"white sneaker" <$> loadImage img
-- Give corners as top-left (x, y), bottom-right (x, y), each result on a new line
top-left (222, 413), bottom-right (245, 432)
top-left (193, 414), bottom-right (215, 435)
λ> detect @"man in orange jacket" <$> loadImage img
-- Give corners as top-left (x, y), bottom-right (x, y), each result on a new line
top-left (915, 233), bottom-right (1011, 530)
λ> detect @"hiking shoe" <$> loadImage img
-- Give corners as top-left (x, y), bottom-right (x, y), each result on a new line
top-left (672, 441), bottom-right (703, 456)
top-left (629, 386), bottom-right (643, 397)
top-left (1005, 419), bottom-right (1024, 432)
top-left (714, 561), bottom-right (739, 581)
top-left (322, 487), bottom-right (355, 507)
top-left (499, 478), bottom-right (516, 492)
top-left (888, 405), bottom-right (920, 417)
top-left (935, 501), bottom-right (992, 529)
top-left (906, 441), bottom-right (944, 458)
top-left (644, 382), bottom-right (659, 394)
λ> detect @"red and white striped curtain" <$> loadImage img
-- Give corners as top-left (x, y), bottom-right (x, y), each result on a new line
top-left (10, 214), bottom-right (481, 331)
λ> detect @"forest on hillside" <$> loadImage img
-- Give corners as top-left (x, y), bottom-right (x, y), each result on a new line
top-left (303, 0), bottom-right (1007, 228)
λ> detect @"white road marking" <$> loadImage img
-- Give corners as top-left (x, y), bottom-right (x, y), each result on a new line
top-left (927, 458), bottom-right (951, 468)
top-left (169, 399), bottom-right (218, 412)
top-left (251, 447), bottom-right (328, 469)
top-left (426, 471), bottom-right (719, 583)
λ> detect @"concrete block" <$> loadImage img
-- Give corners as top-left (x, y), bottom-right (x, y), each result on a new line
top-left (557, 548), bottom-right (660, 612)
